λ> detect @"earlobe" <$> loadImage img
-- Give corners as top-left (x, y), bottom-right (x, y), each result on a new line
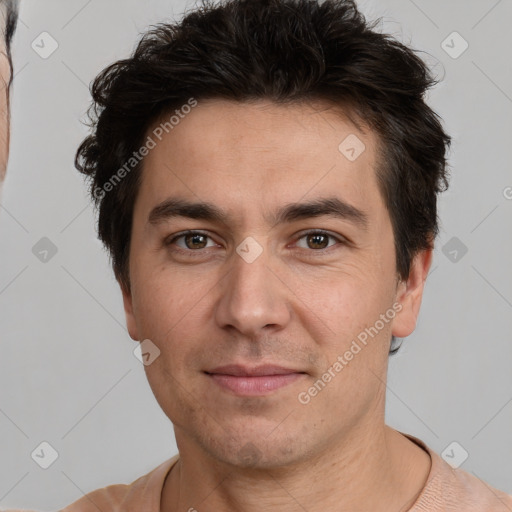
top-left (391, 248), bottom-right (433, 338)
top-left (120, 281), bottom-right (140, 341)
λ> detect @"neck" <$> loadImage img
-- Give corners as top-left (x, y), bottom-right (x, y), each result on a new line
top-left (161, 424), bottom-right (431, 512)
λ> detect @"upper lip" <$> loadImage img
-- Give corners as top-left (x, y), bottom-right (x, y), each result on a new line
top-left (205, 364), bottom-right (305, 377)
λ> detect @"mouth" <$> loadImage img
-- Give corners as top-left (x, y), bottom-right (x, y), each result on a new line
top-left (204, 364), bottom-right (307, 396)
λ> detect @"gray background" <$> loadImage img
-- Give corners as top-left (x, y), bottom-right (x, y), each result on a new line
top-left (0, 0), bottom-right (511, 509)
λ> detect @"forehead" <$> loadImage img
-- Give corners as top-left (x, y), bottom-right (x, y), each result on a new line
top-left (136, 99), bottom-right (384, 226)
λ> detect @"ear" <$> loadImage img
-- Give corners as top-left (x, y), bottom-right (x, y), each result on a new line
top-left (392, 248), bottom-right (433, 338)
top-left (119, 280), bottom-right (140, 341)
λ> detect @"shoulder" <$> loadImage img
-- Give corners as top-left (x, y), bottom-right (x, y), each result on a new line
top-left (401, 432), bottom-right (512, 511)
top-left (60, 484), bottom-right (130, 512)
top-left (414, 461), bottom-right (512, 511)
top-left (60, 455), bottom-right (179, 512)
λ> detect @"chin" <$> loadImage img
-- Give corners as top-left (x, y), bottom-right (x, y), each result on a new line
top-left (198, 423), bottom-right (305, 469)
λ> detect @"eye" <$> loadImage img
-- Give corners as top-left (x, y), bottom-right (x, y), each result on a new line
top-left (164, 229), bottom-right (346, 256)
top-left (294, 230), bottom-right (345, 251)
top-left (165, 231), bottom-right (218, 251)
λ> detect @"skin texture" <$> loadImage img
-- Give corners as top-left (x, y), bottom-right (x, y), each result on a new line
top-left (121, 99), bottom-right (432, 511)
top-left (0, 6), bottom-right (11, 189)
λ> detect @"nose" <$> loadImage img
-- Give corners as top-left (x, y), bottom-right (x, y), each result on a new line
top-left (214, 240), bottom-right (291, 338)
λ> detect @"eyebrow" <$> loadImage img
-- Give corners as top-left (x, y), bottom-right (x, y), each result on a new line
top-left (148, 196), bottom-right (369, 230)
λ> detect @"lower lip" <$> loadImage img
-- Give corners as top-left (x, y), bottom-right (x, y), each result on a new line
top-left (207, 373), bottom-right (305, 396)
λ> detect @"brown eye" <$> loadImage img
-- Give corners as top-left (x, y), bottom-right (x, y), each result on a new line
top-left (183, 233), bottom-right (208, 249)
top-left (295, 230), bottom-right (342, 251)
top-left (166, 231), bottom-right (216, 251)
top-left (306, 233), bottom-right (330, 249)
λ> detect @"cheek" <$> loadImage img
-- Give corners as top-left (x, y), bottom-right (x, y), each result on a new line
top-left (294, 274), bottom-right (396, 392)
top-left (132, 259), bottom-right (190, 323)
top-left (293, 265), bottom-right (393, 334)
top-left (134, 277), bottom-right (203, 414)
top-left (134, 286), bottom-right (193, 343)
top-left (131, 264), bottom-right (212, 357)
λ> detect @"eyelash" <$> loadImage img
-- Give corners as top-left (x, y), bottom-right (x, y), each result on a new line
top-left (164, 229), bottom-right (346, 257)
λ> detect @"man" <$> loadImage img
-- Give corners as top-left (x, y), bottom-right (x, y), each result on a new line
top-left (58, 0), bottom-right (511, 510)
top-left (0, 0), bottom-right (18, 195)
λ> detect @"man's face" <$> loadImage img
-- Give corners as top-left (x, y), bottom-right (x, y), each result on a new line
top-left (122, 99), bottom-right (428, 467)
top-left (0, 6), bottom-right (12, 188)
